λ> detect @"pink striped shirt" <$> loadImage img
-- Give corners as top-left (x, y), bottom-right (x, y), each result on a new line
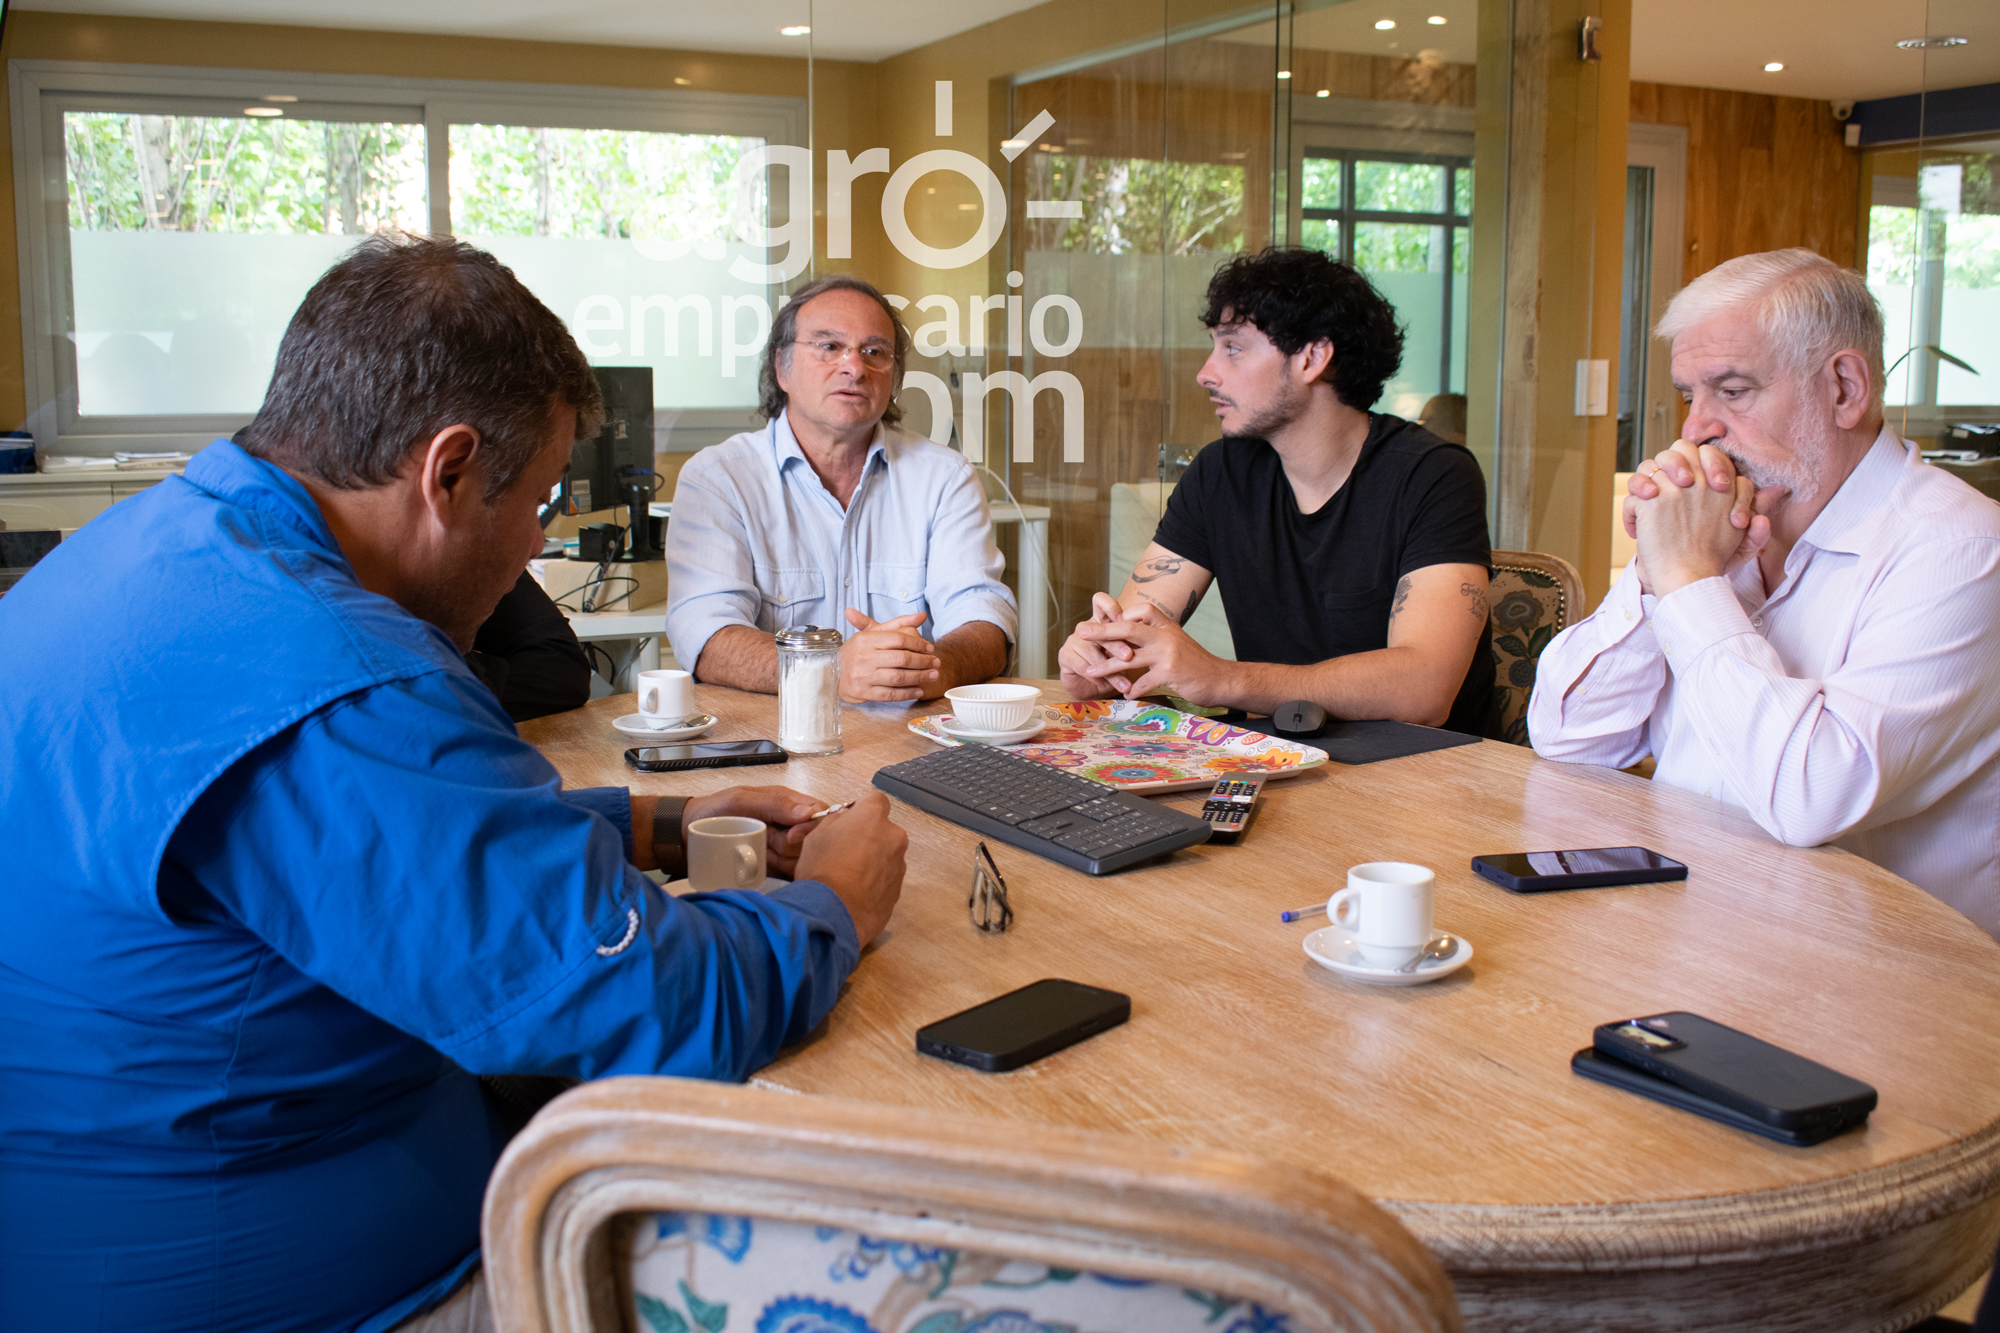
top-left (1529, 429), bottom-right (2000, 940)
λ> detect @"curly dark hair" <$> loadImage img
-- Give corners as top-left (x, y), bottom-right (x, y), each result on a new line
top-left (1199, 247), bottom-right (1405, 411)
top-left (758, 274), bottom-right (911, 428)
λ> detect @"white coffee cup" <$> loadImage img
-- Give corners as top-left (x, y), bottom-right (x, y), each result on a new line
top-left (637, 669), bottom-right (693, 729)
top-left (686, 816), bottom-right (767, 892)
top-left (1326, 862), bottom-right (1436, 968)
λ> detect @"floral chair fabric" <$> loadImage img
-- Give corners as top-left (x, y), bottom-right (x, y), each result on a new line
top-left (630, 1211), bottom-right (1298, 1333)
top-left (1486, 551), bottom-right (1583, 748)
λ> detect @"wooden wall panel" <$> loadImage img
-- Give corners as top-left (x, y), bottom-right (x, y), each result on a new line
top-left (1629, 81), bottom-right (1861, 283)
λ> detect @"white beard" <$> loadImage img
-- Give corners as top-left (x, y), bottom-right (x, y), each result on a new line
top-left (1725, 413), bottom-right (1835, 507)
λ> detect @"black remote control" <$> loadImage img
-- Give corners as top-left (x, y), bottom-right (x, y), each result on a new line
top-left (1198, 777), bottom-right (1264, 843)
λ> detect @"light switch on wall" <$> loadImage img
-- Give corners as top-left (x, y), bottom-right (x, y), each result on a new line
top-left (1575, 360), bottom-right (1609, 417)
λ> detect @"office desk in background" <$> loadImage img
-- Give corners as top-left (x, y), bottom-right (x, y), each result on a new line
top-left (520, 683), bottom-right (2000, 1332)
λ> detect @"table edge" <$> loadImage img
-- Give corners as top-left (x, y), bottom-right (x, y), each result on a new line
top-left (1385, 1113), bottom-right (2000, 1271)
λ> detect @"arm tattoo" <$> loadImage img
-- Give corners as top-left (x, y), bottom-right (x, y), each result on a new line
top-left (1181, 590), bottom-right (1201, 625)
top-left (1461, 581), bottom-right (1487, 621)
top-left (1390, 575), bottom-right (1413, 620)
top-left (1130, 556), bottom-right (1185, 584)
top-left (1135, 590), bottom-right (1179, 621)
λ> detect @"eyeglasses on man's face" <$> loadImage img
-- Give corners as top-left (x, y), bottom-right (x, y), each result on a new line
top-left (792, 339), bottom-right (895, 372)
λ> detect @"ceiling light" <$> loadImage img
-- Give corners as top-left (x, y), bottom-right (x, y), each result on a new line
top-left (779, 25), bottom-right (810, 36)
top-left (262, 94), bottom-right (298, 103)
top-left (244, 107), bottom-right (283, 117)
top-left (1376, 19), bottom-right (1396, 30)
top-left (1316, 88), bottom-right (1331, 97)
top-left (1427, 14), bottom-right (1447, 23)
top-left (1277, 69), bottom-right (1292, 79)
top-left (1764, 61), bottom-right (1784, 72)
top-left (673, 77), bottom-right (692, 86)
top-left (1897, 35), bottom-right (1968, 49)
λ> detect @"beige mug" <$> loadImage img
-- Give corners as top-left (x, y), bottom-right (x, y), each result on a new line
top-left (686, 816), bottom-right (767, 891)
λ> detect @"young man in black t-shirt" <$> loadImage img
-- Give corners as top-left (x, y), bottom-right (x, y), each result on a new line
top-left (1058, 248), bottom-right (1494, 735)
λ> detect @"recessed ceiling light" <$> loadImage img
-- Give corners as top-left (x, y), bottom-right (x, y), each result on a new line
top-left (1897, 35), bottom-right (1968, 49)
top-left (1763, 61), bottom-right (1784, 72)
top-left (1427, 14), bottom-right (1447, 23)
top-left (779, 25), bottom-right (810, 36)
top-left (1376, 19), bottom-right (1396, 30)
top-left (243, 107), bottom-right (283, 117)
top-left (1316, 88), bottom-right (1331, 97)
top-left (673, 77), bottom-right (692, 86)
top-left (262, 94), bottom-right (298, 103)
top-left (1277, 69), bottom-right (1292, 79)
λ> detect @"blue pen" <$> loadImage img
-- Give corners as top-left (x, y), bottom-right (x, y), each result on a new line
top-left (1279, 902), bottom-right (1327, 923)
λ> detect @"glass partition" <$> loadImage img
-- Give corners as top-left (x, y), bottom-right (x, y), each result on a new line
top-left (10, 2), bottom-right (1503, 676)
top-left (1859, 0), bottom-right (2000, 448)
top-left (774, 0), bottom-right (1487, 672)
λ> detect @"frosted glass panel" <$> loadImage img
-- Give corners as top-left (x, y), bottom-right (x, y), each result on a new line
top-left (63, 111), bottom-right (425, 417)
top-left (71, 232), bottom-right (362, 415)
top-left (449, 125), bottom-right (774, 411)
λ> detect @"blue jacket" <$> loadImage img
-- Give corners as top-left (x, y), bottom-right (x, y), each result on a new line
top-left (0, 442), bottom-right (859, 1332)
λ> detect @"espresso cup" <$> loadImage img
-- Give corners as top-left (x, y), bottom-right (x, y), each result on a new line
top-left (637, 669), bottom-right (693, 729)
top-left (686, 816), bottom-right (767, 892)
top-left (1326, 862), bottom-right (1435, 968)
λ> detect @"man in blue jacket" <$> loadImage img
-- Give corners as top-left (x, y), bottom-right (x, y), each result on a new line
top-left (0, 235), bottom-right (906, 1332)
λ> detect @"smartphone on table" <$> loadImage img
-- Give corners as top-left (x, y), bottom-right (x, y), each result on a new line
top-left (625, 740), bottom-right (788, 773)
top-left (1572, 1011), bottom-right (1876, 1146)
top-left (917, 978), bottom-right (1131, 1072)
top-left (1471, 846), bottom-right (1687, 892)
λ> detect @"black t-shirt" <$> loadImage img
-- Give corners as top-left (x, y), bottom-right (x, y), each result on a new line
top-left (1152, 414), bottom-right (1494, 737)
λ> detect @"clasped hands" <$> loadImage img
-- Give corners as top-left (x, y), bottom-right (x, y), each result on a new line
top-left (1624, 439), bottom-right (1774, 599)
top-left (1057, 593), bottom-right (1225, 703)
top-left (838, 608), bottom-right (943, 703)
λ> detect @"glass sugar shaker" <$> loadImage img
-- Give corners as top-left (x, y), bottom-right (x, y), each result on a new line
top-left (776, 625), bottom-right (844, 756)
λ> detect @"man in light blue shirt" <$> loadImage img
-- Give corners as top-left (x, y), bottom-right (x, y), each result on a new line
top-left (665, 275), bottom-right (1017, 703)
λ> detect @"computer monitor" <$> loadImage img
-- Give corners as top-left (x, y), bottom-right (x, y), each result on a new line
top-left (570, 366), bottom-right (653, 514)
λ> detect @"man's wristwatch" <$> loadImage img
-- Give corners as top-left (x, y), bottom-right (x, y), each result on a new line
top-left (651, 796), bottom-right (689, 879)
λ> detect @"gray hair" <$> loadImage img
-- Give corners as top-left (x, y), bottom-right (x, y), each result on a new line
top-left (758, 274), bottom-right (912, 427)
top-left (1656, 248), bottom-right (1884, 407)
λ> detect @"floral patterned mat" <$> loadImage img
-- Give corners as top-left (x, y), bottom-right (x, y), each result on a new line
top-left (908, 699), bottom-right (1328, 793)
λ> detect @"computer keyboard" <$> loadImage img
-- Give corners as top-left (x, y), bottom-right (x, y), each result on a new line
top-left (872, 742), bottom-right (1211, 874)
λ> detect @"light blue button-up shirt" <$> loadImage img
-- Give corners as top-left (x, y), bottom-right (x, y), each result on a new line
top-left (665, 411), bottom-right (1018, 674)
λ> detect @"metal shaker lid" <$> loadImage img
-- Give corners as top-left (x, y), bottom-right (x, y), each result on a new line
top-left (775, 625), bottom-right (844, 648)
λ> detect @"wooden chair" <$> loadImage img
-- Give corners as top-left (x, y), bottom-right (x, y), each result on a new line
top-left (483, 1076), bottom-right (1460, 1333)
top-left (1486, 550), bottom-right (1584, 747)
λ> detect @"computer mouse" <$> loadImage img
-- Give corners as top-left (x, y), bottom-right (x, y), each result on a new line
top-left (1271, 700), bottom-right (1328, 737)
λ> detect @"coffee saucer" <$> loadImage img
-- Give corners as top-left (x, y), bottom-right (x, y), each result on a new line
top-left (938, 715), bottom-right (1045, 745)
top-left (613, 713), bottom-right (717, 741)
top-left (1302, 925), bottom-right (1472, 987)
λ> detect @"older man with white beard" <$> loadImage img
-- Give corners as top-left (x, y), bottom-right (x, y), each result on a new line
top-left (1528, 248), bottom-right (2000, 942)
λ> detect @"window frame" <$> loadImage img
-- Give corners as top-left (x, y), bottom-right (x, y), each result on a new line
top-left (9, 59), bottom-right (806, 455)
top-left (1298, 147), bottom-right (1472, 399)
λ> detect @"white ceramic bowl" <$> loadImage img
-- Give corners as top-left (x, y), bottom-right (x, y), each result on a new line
top-left (944, 683), bottom-right (1042, 732)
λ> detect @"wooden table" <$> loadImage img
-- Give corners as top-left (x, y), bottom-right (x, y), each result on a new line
top-left (521, 683), bottom-right (2000, 1332)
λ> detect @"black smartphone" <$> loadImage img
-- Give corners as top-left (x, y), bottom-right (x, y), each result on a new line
top-left (1471, 846), bottom-right (1687, 892)
top-left (624, 740), bottom-right (788, 773)
top-left (916, 978), bottom-right (1131, 1072)
top-left (1590, 1012), bottom-right (1877, 1135)
top-left (1569, 1049), bottom-right (1856, 1147)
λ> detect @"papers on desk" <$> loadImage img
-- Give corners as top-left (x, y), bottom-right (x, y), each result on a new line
top-left (41, 451), bottom-right (192, 473)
